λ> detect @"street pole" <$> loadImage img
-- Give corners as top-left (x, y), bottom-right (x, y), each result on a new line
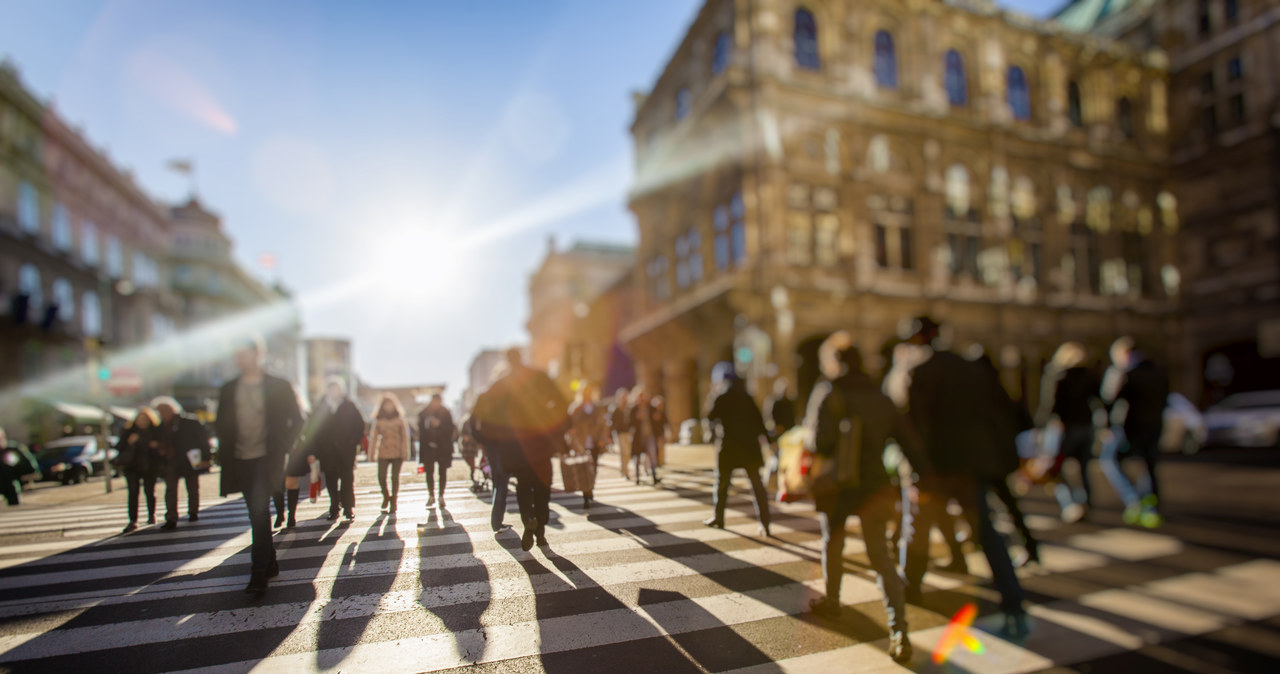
top-left (98, 274), bottom-right (113, 495)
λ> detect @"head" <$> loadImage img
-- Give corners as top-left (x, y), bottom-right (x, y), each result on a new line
top-left (233, 335), bottom-right (266, 375)
top-left (819, 331), bottom-right (864, 380)
top-left (614, 387), bottom-right (629, 403)
top-left (576, 383), bottom-right (597, 403)
top-left (630, 386), bottom-right (649, 406)
top-left (150, 396), bottom-right (182, 422)
top-left (652, 395), bottom-right (665, 410)
top-left (375, 394), bottom-right (403, 420)
top-left (1052, 342), bottom-right (1087, 371)
top-left (772, 378), bottom-right (790, 397)
top-left (902, 315), bottom-right (941, 347)
top-left (711, 362), bottom-right (739, 388)
top-left (1110, 336), bottom-right (1135, 368)
top-left (505, 347), bottom-right (525, 369)
top-left (324, 376), bottom-right (347, 406)
top-left (134, 407), bottom-right (160, 429)
top-left (428, 393), bottom-right (444, 409)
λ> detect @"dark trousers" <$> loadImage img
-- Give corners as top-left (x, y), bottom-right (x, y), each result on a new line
top-left (819, 488), bottom-right (909, 633)
top-left (488, 450), bottom-right (510, 531)
top-left (1059, 424), bottom-right (1096, 507)
top-left (164, 463), bottom-right (199, 523)
top-left (712, 457), bottom-right (770, 527)
top-left (990, 477), bottom-right (1038, 552)
top-left (126, 472), bottom-right (158, 523)
top-left (510, 460), bottom-right (550, 532)
top-left (378, 459), bottom-right (403, 500)
top-left (233, 457), bottom-right (276, 574)
top-left (423, 459), bottom-right (448, 497)
top-left (322, 460), bottom-right (354, 516)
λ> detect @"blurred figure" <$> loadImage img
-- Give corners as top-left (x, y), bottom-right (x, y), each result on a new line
top-left (215, 336), bottom-right (303, 595)
top-left (901, 316), bottom-right (1028, 637)
top-left (0, 427), bottom-right (39, 506)
top-left (458, 413), bottom-right (483, 491)
top-left (652, 395), bottom-right (670, 467)
top-left (1099, 337), bottom-right (1170, 527)
top-left (117, 407), bottom-right (162, 533)
top-left (152, 397), bottom-right (210, 530)
top-left (805, 333), bottom-right (925, 664)
top-left (608, 388), bottom-right (633, 478)
top-left (278, 386), bottom-right (318, 529)
top-left (369, 394), bottom-right (411, 515)
top-left (703, 362), bottom-right (771, 536)
top-left (472, 348), bottom-right (569, 551)
top-left (309, 378), bottom-right (365, 521)
top-left (763, 377), bottom-right (798, 440)
top-left (629, 387), bottom-right (663, 485)
top-left (567, 383), bottom-right (608, 508)
top-left (418, 394), bottom-right (456, 508)
top-left (1036, 342), bottom-right (1102, 522)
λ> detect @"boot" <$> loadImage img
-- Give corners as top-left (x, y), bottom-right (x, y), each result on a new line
top-left (888, 631), bottom-right (914, 664)
top-left (521, 518), bottom-right (537, 551)
top-left (286, 488), bottom-right (299, 528)
top-left (381, 493), bottom-right (390, 512)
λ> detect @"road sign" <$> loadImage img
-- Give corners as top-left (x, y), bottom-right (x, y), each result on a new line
top-left (106, 367), bottom-right (143, 397)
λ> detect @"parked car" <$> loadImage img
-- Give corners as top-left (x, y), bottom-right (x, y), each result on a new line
top-left (1162, 393), bottom-right (1208, 454)
top-left (35, 436), bottom-right (119, 485)
top-left (1203, 390), bottom-right (1280, 448)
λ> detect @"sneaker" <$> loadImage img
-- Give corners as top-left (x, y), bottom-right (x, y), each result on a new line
top-left (702, 517), bottom-right (725, 529)
top-left (244, 572), bottom-right (268, 596)
top-left (808, 597), bottom-right (841, 619)
top-left (267, 558), bottom-right (280, 578)
top-left (1139, 509), bottom-right (1164, 529)
top-left (521, 525), bottom-right (536, 551)
top-left (325, 512), bottom-right (338, 521)
top-left (1061, 502), bottom-right (1086, 524)
top-left (146, 516), bottom-right (156, 525)
top-left (438, 495), bottom-right (445, 508)
top-left (1002, 612), bottom-right (1030, 640)
top-left (888, 631), bottom-right (914, 664)
top-left (536, 533), bottom-right (549, 547)
top-left (1122, 503), bottom-right (1143, 525)
top-left (160, 521), bottom-right (178, 531)
top-left (426, 495), bottom-right (436, 508)
top-left (757, 523), bottom-right (771, 538)
top-left (344, 511), bottom-right (354, 521)
top-left (381, 496), bottom-right (390, 512)
top-left (121, 522), bottom-right (138, 534)
top-left (286, 515), bottom-right (296, 528)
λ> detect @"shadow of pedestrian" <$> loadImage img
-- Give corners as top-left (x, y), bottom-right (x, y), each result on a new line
top-left (315, 514), bottom-right (404, 670)
top-left (418, 506), bottom-right (491, 665)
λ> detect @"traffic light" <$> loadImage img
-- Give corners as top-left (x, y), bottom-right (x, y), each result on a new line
top-left (98, 366), bottom-right (110, 381)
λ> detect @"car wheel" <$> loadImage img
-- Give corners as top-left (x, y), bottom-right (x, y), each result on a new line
top-left (72, 467), bottom-right (88, 484)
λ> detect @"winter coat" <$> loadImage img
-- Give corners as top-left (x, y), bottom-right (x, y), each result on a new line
top-left (370, 416), bottom-right (412, 462)
top-left (608, 400), bottom-right (631, 436)
top-left (1114, 359), bottom-right (1169, 444)
top-left (907, 350), bottom-right (1020, 480)
top-left (1036, 366), bottom-right (1101, 429)
top-left (472, 364), bottom-right (568, 484)
top-left (418, 407), bottom-right (456, 463)
top-left (568, 400), bottom-right (609, 453)
top-left (116, 424), bottom-right (162, 479)
top-left (764, 393), bottom-right (798, 438)
top-left (301, 399), bottom-right (366, 469)
top-left (158, 414), bottom-right (212, 477)
top-left (215, 374), bottom-right (303, 497)
top-left (705, 380), bottom-right (768, 469)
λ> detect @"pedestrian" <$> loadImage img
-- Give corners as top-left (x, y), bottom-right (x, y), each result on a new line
top-left (0, 427), bottom-right (39, 506)
top-left (418, 394), bottom-right (456, 508)
top-left (703, 362), bottom-right (771, 536)
top-left (275, 387), bottom-right (313, 529)
top-left (309, 378), bottom-right (365, 521)
top-left (972, 350), bottom-right (1041, 567)
top-left (629, 387), bottom-right (662, 485)
top-left (900, 316), bottom-right (1028, 638)
top-left (652, 395), bottom-right (671, 467)
top-left (1098, 337), bottom-right (1169, 527)
top-left (370, 393), bottom-right (411, 514)
top-left (472, 348), bottom-right (568, 551)
top-left (1035, 342), bottom-right (1101, 523)
top-left (458, 413), bottom-right (483, 491)
top-left (608, 387), bottom-right (633, 478)
top-left (215, 335), bottom-right (304, 595)
top-left (763, 377), bottom-right (798, 440)
top-left (805, 333), bottom-right (924, 664)
top-left (566, 383), bottom-right (607, 508)
top-left (152, 397), bottom-right (210, 530)
top-left (117, 406), bottom-right (162, 533)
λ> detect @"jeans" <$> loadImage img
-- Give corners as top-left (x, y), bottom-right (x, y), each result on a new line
top-left (126, 472), bottom-right (158, 523)
top-left (423, 459), bottom-right (448, 498)
top-left (232, 457), bottom-right (276, 574)
top-left (1099, 427), bottom-right (1160, 508)
top-left (377, 459), bottom-right (402, 501)
top-left (164, 463), bottom-right (199, 523)
top-left (322, 460), bottom-right (355, 516)
top-left (712, 457), bottom-right (770, 527)
top-left (510, 461), bottom-right (550, 531)
top-left (819, 488), bottom-right (908, 633)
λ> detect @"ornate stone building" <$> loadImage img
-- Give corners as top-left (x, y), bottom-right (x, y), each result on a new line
top-left (622, 0), bottom-right (1180, 425)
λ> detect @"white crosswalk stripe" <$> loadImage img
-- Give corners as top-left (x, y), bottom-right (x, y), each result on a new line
top-left (1, 466), bottom-right (1277, 673)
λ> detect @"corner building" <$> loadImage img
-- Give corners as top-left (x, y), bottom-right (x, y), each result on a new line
top-left (622, 0), bottom-right (1180, 425)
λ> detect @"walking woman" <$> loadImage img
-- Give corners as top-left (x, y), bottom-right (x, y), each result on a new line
top-left (118, 407), bottom-right (162, 533)
top-left (629, 387), bottom-right (663, 485)
top-left (370, 394), bottom-right (411, 514)
top-left (418, 394), bottom-right (456, 508)
top-left (566, 383), bottom-right (608, 508)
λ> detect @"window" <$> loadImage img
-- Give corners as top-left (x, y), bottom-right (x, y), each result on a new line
top-left (106, 236), bottom-right (123, 278)
top-left (1117, 97), bottom-right (1134, 138)
top-left (1225, 0), bottom-right (1239, 23)
top-left (794, 8), bottom-right (820, 70)
top-left (1122, 231), bottom-right (1148, 297)
top-left (81, 221), bottom-right (99, 265)
top-left (947, 233), bottom-right (981, 279)
top-left (675, 228), bottom-right (703, 289)
top-left (1007, 66), bottom-right (1031, 121)
top-left (1067, 81), bottom-right (1083, 126)
top-left (1227, 57), bottom-right (1242, 82)
top-left (1229, 93), bottom-right (1245, 126)
top-left (675, 88), bottom-right (691, 121)
top-left (133, 252), bottom-right (152, 287)
top-left (787, 214), bottom-right (812, 266)
top-left (714, 205), bottom-right (731, 270)
top-left (712, 31), bottom-right (732, 76)
top-left (944, 165), bottom-right (971, 218)
top-left (899, 228), bottom-right (914, 270)
top-left (1198, 0), bottom-right (1212, 35)
top-left (729, 192), bottom-right (747, 266)
top-left (1086, 186), bottom-right (1112, 232)
top-left (874, 31), bottom-right (897, 90)
top-left (1203, 105), bottom-right (1218, 137)
top-left (18, 264), bottom-right (42, 313)
top-left (945, 50), bottom-right (967, 106)
top-left (82, 291), bottom-right (102, 337)
top-left (647, 256), bottom-right (670, 302)
top-left (867, 135), bottom-right (890, 174)
top-left (52, 204), bottom-right (72, 252)
top-left (52, 278), bottom-right (74, 322)
top-left (875, 224), bottom-right (889, 268)
top-left (18, 181), bottom-right (39, 235)
top-left (1201, 71), bottom-right (1215, 95)
top-left (814, 214), bottom-right (839, 267)
top-left (786, 185), bottom-right (837, 267)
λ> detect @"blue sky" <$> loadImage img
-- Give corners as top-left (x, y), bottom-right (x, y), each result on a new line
top-left (1, 0), bottom-right (1063, 401)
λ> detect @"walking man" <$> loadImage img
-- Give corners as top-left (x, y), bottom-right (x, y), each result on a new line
top-left (215, 336), bottom-right (303, 595)
top-left (153, 397), bottom-right (210, 530)
top-left (1099, 337), bottom-right (1169, 527)
top-left (609, 388), bottom-right (632, 479)
top-left (311, 377), bottom-right (365, 521)
top-left (418, 394), bottom-right (456, 508)
top-left (703, 362), bottom-right (771, 536)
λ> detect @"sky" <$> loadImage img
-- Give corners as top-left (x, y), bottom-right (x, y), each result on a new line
top-left (0, 0), bottom-right (1063, 402)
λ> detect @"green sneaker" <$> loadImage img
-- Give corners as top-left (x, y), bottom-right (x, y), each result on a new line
top-left (1139, 509), bottom-right (1164, 529)
top-left (1141, 494), bottom-right (1159, 509)
top-left (1123, 504), bottom-right (1143, 525)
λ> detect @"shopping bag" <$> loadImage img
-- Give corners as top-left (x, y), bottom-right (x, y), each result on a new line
top-left (309, 460), bottom-right (322, 503)
top-left (775, 427), bottom-right (814, 503)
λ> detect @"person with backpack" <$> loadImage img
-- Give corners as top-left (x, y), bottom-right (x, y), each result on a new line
top-left (703, 362), bottom-right (771, 536)
top-left (805, 333), bottom-right (927, 664)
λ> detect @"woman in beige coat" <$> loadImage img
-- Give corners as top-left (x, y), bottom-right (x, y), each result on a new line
top-left (369, 394), bottom-right (411, 513)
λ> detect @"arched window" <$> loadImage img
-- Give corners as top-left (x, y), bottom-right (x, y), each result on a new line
top-left (1067, 81), bottom-right (1083, 127)
top-left (874, 31), bottom-right (897, 89)
top-left (18, 264), bottom-right (43, 312)
top-left (52, 203), bottom-right (72, 252)
top-left (675, 88), bottom-right (691, 121)
top-left (82, 291), bottom-right (102, 337)
top-left (81, 221), bottom-right (99, 265)
top-left (945, 165), bottom-right (970, 217)
top-left (1117, 97), bottom-right (1134, 138)
top-left (794, 8), bottom-right (820, 70)
top-left (712, 31), bottom-right (732, 76)
top-left (1007, 66), bottom-right (1031, 121)
top-left (1087, 186), bottom-right (1112, 232)
top-left (18, 181), bottom-right (39, 235)
top-left (714, 205), bottom-right (731, 271)
top-left (945, 50), bottom-right (967, 106)
top-left (867, 135), bottom-right (890, 174)
top-left (52, 278), bottom-right (74, 322)
top-left (729, 192), bottom-right (747, 265)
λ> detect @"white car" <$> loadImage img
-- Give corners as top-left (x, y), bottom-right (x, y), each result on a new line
top-left (1203, 390), bottom-right (1280, 449)
top-left (1162, 393), bottom-right (1207, 454)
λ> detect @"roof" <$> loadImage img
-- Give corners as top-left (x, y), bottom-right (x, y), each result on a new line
top-left (566, 241), bottom-right (635, 258)
top-left (1052, 0), bottom-right (1137, 33)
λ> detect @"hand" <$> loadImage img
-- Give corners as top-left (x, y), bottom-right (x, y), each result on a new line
top-left (197, 461), bottom-right (212, 470)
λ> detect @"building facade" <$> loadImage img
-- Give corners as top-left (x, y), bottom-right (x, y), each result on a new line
top-left (526, 237), bottom-right (635, 393)
top-left (623, 0), bottom-right (1179, 425)
top-left (0, 60), bottom-right (180, 438)
top-left (1058, 0), bottom-right (1280, 404)
top-left (304, 337), bottom-right (354, 405)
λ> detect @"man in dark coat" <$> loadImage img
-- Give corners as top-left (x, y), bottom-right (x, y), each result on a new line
top-left (608, 388), bottom-right (633, 478)
top-left (215, 336), bottom-right (303, 595)
top-left (763, 377), bottom-right (798, 441)
top-left (305, 378), bottom-right (365, 521)
top-left (152, 397), bottom-right (211, 530)
top-left (902, 316), bottom-right (1028, 637)
top-left (805, 334), bottom-right (927, 664)
top-left (703, 362), bottom-right (771, 535)
top-left (1035, 342), bottom-right (1101, 521)
top-left (472, 349), bottom-right (568, 551)
top-left (1099, 337), bottom-right (1169, 527)
top-left (418, 394), bottom-right (456, 508)
top-left (0, 427), bottom-right (39, 506)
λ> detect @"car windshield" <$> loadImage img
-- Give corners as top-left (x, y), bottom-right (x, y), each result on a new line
top-left (37, 444), bottom-right (88, 460)
top-left (1214, 393), bottom-right (1280, 410)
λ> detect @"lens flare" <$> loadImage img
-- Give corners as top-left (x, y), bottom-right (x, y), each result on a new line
top-left (932, 602), bottom-right (984, 664)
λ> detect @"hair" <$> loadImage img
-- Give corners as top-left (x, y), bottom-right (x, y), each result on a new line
top-left (1110, 336), bottom-right (1135, 365)
top-left (1051, 342), bottom-right (1086, 371)
top-left (374, 393), bottom-right (404, 420)
top-left (237, 334), bottom-right (266, 355)
top-left (505, 347), bottom-right (524, 366)
top-left (324, 376), bottom-right (348, 396)
top-left (629, 385), bottom-right (648, 406)
top-left (819, 331), bottom-right (862, 379)
top-left (149, 396), bottom-right (183, 414)
top-left (133, 406), bottom-right (160, 428)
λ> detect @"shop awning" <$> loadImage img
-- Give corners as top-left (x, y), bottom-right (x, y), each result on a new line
top-left (51, 402), bottom-right (110, 423)
top-left (109, 406), bottom-right (138, 422)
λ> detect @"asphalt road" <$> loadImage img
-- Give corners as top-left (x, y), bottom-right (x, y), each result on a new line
top-left (0, 446), bottom-right (1277, 673)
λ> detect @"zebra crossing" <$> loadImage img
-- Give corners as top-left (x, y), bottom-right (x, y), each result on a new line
top-left (1, 465), bottom-right (1278, 673)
